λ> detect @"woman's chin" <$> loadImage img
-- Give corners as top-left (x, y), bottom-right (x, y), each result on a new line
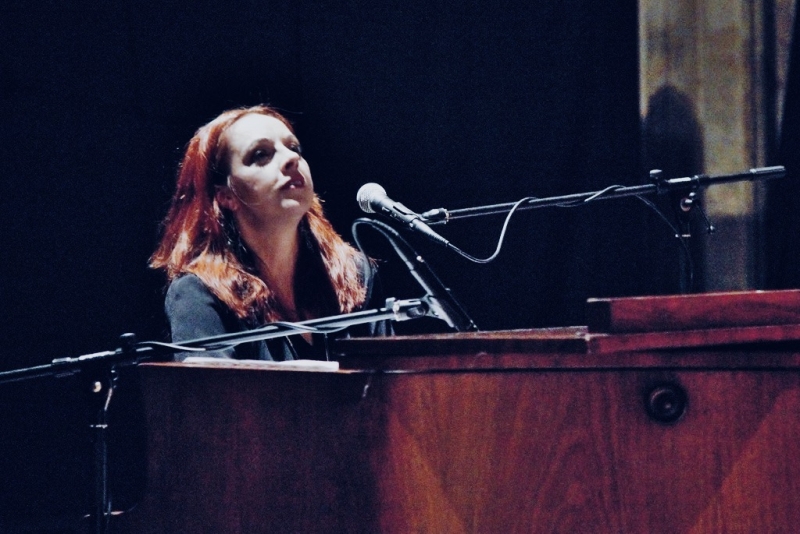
top-left (280, 197), bottom-right (310, 210)
top-left (276, 198), bottom-right (313, 220)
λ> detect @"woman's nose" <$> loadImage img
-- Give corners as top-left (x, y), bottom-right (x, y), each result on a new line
top-left (280, 146), bottom-right (300, 172)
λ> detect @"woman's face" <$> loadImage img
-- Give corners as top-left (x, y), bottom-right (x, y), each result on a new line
top-left (219, 113), bottom-right (314, 226)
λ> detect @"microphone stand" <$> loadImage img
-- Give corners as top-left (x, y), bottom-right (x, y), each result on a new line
top-left (352, 218), bottom-right (478, 332)
top-left (419, 166), bottom-right (786, 224)
top-left (0, 297), bottom-right (428, 534)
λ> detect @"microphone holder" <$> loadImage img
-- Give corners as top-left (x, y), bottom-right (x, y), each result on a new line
top-left (0, 297), bottom-right (429, 534)
top-left (419, 166), bottom-right (786, 224)
top-left (352, 218), bottom-right (478, 332)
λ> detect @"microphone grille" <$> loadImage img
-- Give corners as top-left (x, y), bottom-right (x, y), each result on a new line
top-left (356, 183), bottom-right (387, 213)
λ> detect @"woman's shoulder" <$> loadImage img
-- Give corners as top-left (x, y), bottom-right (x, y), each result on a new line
top-left (166, 273), bottom-right (215, 303)
top-left (353, 251), bottom-right (374, 281)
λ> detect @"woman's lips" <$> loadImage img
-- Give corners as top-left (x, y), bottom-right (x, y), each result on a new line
top-left (281, 175), bottom-right (305, 189)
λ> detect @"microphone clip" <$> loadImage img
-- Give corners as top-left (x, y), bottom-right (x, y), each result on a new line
top-left (356, 183), bottom-right (453, 248)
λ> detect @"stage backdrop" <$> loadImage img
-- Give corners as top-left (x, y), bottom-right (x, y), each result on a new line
top-left (0, 0), bottom-right (655, 370)
top-left (766, 4), bottom-right (800, 289)
top-left (1, 0), bottom-right (740, 528)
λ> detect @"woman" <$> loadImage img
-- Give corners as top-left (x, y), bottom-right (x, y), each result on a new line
top-left (150, 105), bottom-right (386, 361)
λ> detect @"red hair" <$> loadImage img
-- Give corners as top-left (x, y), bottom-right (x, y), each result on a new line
top-left (150, 105), bottom-right (367, 322)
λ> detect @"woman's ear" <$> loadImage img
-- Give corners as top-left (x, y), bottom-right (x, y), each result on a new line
top-left (215, 185), bottom-right (239, 212)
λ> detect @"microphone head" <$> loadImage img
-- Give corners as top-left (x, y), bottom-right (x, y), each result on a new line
top-left (356, 183), bottom-right (387, 213)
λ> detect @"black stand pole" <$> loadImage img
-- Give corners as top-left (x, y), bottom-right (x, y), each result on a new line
top-left (90, 369), bottom-right (114, 534)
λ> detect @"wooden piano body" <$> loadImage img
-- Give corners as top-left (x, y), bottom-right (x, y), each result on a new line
top-left (114, 290), bottom-right (800, 532)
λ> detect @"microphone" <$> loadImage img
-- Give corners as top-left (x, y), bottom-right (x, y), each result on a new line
top-left (357, 183), bottom-right (451, 248)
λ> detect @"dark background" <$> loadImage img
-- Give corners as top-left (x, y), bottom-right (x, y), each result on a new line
top-left (0, 0), bottom-right (653, 371)
top-left (1, 0), bottom-right (798, 530)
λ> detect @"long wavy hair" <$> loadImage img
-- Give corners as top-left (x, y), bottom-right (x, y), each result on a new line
top-left (150, 105), bottom-right (367, 323)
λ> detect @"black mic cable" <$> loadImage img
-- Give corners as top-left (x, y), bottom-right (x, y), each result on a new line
top-left (356, 182), bottom-right (530, 264)
top-left (352, 218), bottom-right (478, 332)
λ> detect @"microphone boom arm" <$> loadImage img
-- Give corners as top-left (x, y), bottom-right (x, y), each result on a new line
top-left (419, 166), bottom-right (786, 224)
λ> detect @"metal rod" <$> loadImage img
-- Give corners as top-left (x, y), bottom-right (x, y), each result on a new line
top-left (421, 166), bottom-right (786, 224)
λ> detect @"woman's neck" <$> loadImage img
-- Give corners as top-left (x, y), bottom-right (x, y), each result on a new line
top-left (238, 217), bottom-right (303, 317)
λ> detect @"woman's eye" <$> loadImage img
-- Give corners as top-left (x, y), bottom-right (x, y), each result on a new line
top-left (251, 149), bottom-right (273, 164)
top-left (289, 143), bottom-right (303, 155)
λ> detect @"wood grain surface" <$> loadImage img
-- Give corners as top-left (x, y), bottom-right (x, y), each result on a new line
top-left (114, 358), bottom-right (800, 533)
top-left (586, 289), bottom-right (800, 333)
